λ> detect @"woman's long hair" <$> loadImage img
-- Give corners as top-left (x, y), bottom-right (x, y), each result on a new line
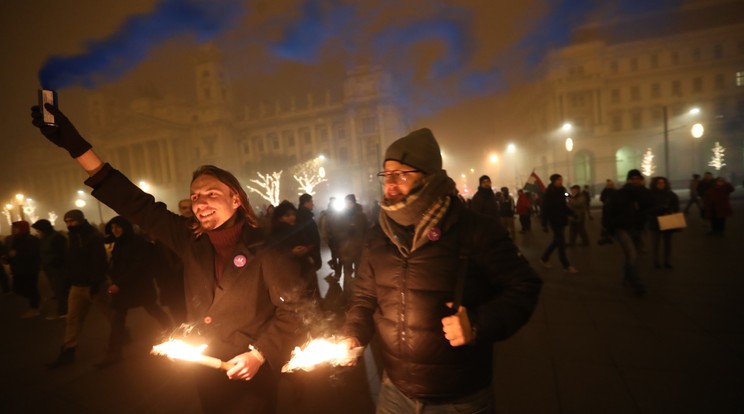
top-left (190, 165), bottom-right (257, 235)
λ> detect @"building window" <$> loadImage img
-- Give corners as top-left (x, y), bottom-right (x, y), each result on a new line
top-left (268, 133), bottom-right (279, 150)
top-left (360, 116), bottom-right (378, 134)
top-left (671, 51), bottom-right (679, 65)
top-left (630, 86), bottom-right (640, 101)
top-left (610, 89), bottom-right (620, 104)
top-left (569, 93), bottom-right (586, 107)
top-left (737, 71), bottom-right (744, 87)
top-left (283, 130), bottom-right (295, 147)
top-left (611, 113), bottom-right (623, 132)
top-left (692, 77), bottom-right (703, 93)
top-left (692, 47), bottom-right (701, 62)
top-left (301, 128), bottom-right (312, 145)
top-left (338, 147), bottom-right (349, 163)
top-left (650, 54), bottom-right (659, 68)
top-left (317, 126), bottom-right (329, 142)
top-left (631, 111), bottom-right (642, 129)
top-left (255, 137), bottom-right (264, 153)
top-left (651, 107), bottom-right (662, 126)
top-left (650, 83), bottom-right (661, 98)
top-left (243, 143), bottom-right (251, 155)
top-left (715, 73), bottom-right (725, 89)
top-left (714, 44), bottom-right (723, 59)
top-left (609, 61), bottom-right (618, 74)
top-left (630, 58), bottom-right (638, 71)
top-left (671, 80), bottom-right (682, 96)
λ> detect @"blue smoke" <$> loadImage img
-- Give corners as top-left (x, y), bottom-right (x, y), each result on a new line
top-left (38, 0), bottom-right (246, 89)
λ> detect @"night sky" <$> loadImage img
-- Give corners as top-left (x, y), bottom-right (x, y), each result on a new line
top-left (0, 0), bottom-right (683, 199)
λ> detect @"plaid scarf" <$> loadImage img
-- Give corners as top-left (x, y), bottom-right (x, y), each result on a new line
top-left (379, 170), bottom-right (456, 256)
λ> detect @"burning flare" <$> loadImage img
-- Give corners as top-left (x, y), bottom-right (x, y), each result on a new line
top-left (282, 338), bottom-right (363, 373)
top-left (151, 339), bottom-right (231, 370)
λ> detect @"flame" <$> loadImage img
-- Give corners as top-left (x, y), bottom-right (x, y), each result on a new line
top-left (151, 339), bottom-right (208, 361)
top-left (282, 338), bottom-right (362, 373)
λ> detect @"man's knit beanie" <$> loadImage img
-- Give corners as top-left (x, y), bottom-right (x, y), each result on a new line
top-left (626, 169), bottom-right (643, 180)
top-left (64, 209), bottom-right (86, 222)
top-left (384, 128), bottom-right (442, 174)
top-left (479, 175), bottom-right (491, 184)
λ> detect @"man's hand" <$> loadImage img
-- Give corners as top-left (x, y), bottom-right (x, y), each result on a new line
top-left (226, 351), bottom-right (264, 381)
top-left (338, 337), bottom-right (362, 366)
top-left (30, 104), bottom-right (91, 158)
top-left (442, 302), bottom-right (475, 347)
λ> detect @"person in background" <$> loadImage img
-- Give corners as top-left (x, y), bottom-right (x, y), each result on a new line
top-left (539, 174), bottom-right (578, 273)
top-left (567, 185), bottom-right (589, 246)
top-left (469, 175), bottom-right (499, 218)
top-left (46, 209), bottom-right (110, 368)
top-left (516, 189), bottom-right (532, 233)
top-left (331, 194), bottom-right (367, 293)
top-left (6, 221), bottom-right (42, 318)
top-left (683, 174), bottom-right (701, 216)
top-left (32, 219), bottom-right (69, 320)
top-left (97, 216), bottom-right (173, 368)
top-left (703, 177), bottom-right (734, 236)
top-left (647, 177), bottom-right (680, 269)
top-left (341, 128), bottom-right (542, 413)
top-left (597, 179), bottom-right (616, 245)
top-left (602, 169), bottom-right (653, 297)
top-left (296, 193), bottom-right (322, 274)
top-left (498, 187), bottom-right (516, 238)
top-left (582, 184), bottom-right (593, 220)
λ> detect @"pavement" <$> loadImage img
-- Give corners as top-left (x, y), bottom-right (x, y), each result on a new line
top-left (1, 199), bottom-right (743, 414)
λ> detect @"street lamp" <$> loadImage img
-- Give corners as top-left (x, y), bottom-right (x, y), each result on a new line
top-left (565, 138), bottom-right (574, 184)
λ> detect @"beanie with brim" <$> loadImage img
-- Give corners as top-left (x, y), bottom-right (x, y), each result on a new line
top-left (384, 128), bottom-right (442, 174)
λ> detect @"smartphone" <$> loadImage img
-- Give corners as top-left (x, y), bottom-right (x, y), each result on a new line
top-left (38, 89), bottom-right (58, 125)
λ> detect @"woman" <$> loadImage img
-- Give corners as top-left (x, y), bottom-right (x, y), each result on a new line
top-left (703, 177), bottom-right (734, 235)
top-left (98, 216), bottom-right (173, 367)
top-left (269, 201), bottom-right (320, 300)
top-left (648, 177), bottom-right (680, 269)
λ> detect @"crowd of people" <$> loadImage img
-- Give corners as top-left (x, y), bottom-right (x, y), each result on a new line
top-left (0, 101), bottom-right (733, 413)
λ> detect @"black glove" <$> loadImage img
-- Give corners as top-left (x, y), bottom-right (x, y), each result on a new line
top-left (30, 103), bottom-right (92, 158)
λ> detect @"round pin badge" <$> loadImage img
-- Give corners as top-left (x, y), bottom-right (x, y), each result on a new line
top-left (233, 254), bottom-right (247, 268)
top-left (427, 227), bottom-right (442, 241)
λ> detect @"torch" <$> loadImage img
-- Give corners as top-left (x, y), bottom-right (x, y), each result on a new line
top-left (282, 337), bottom-right (364, 373)
top-left (151, 339), bottom-right (232, 371)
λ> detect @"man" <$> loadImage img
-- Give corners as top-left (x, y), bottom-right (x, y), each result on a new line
top-left (469, 175), bottom-right (499, 218)
top-left (683, 173), bottom-right (701, 215)
top-left (498, 186), bottom-right (516, 238)
top-left (341, 128), bottom-right (542, 413)
top-left (296, 193), bottom-right (322, 271)
top-left (178, 198), bottom-right (194, 218)
top-left (539, 174), bottom-right (578, 273)
top-left (331, 194), bottom-right (367, 293)
top-left (31, 219), bottom-right (69, 319)
top-left (602, 169), bottom-right (653, 297)
top-left (696, 172), bottom-right (715, 218)
top-left (32, 103), bottom-right (309, 413)
top-left (46, 209), bottom-right (110, 368)
top-left (6, 221), bottom-right (42, 318)
top-left (598, 179), bottom-right (616, 245)
top-left (582, 184), bottom-right (593, 220)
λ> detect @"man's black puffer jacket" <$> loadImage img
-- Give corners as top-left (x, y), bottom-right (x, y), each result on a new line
top-left (344, 196), bottom-right (542, 400)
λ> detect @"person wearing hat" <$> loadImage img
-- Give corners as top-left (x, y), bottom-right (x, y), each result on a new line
top-left (469, 174), bottom-right (499, 218)
top-left (32, 103), bottom-right (311, 413)
top-left (31, 219), bottom-right (69, 319)
top-left (46, 209), bottom-right (111, 368)
top-left (6, 221), bottom-right (42, 318)
top-left (340, 128), bottom-right (542, 412)
top-left (602, 169), bottom-right (653, 297)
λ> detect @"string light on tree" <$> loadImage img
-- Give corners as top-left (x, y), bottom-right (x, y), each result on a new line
top-left (708, 141), bottom-right (726, 171)
top-left (246, 171), bottom-right (282, 206)
top-left (641, 148), bottom-right (656, 177)
top-left (290, 157), bottom-right (327, 196)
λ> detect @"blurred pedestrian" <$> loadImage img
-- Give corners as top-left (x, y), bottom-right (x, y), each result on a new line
top-left (470, 175), bottom-right (499, 218)
top-left (539, 174), bottom-right (578, 273)
top-left (31, 219), bottom-right (69, 319)
top-left (703, 177), bottom-right (734, 236)
top-left (499, 187), bottom-right (516, 238)
top-left (683, 174), bottom-right (701, 215)
top-left (6, 221), bottom-right (41, 318)
top-left (567, 185), bottom-right (589, 246)
top-left (647, 177), bottom-right (680, 269)
top-left (516, 189), bottom-right (532, 233)
top-left (597, 179), bottom-right (616, 245)
top-left (602, 169), bottom-right (653, 297)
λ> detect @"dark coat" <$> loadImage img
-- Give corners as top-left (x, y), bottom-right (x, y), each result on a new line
top-left (703, 181), bottom-right (734, 218)
top-left (648, 185), bottom-right (680, 231)
top-left (469, 187), bottom-right (499, 218)
top-left (602, 184), bottom-right (653, 233)
top-left (65, 221), bottom-right (108, 288)
top-left (106, 218), bottom-right (159, 310)
top-left (86, 164), bottom-right (307, 368)
top-left (6, 233), bottom-right (41, 276)
top-left (541, 184), bottom-right (572, 227)
top-left (38, 231), bottom-right (67, 273)
top-left (343, 197), bottom-right (542, 400)
top-left (296, 206), bottom-right (322, 270)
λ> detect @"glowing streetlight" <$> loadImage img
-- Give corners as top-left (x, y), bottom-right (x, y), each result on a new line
top-left (318, 154), bottom-right (326, 162)
top-left (75, 199), bottom-right (86, 208)
top-left (562, 123), bottom-right (572, 132)
top-left (77, 190), bottom-right (85, 195)
top-left (691, 123), bottom-right (704, 139)
top-left (15, 194), bottom-right (24, 203)
top-left (138, 181), bottom-right (150, 192)
top-left (565, 138), bottom-right (574, 152)
top-left (489, 154), bottom-right (498, 164)
top-left (506, 143), bottom-right (516, 154)
top-left (689, 107), bottom-right (700, 115)
top-left (5, 203), bottom-right (13, 211)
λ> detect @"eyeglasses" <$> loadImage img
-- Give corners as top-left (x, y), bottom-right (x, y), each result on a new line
top-left (376, 170), bottom-right (421, 184)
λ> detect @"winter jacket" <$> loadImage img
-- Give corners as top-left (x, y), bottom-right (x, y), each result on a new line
top-left (602, 184), bottom-right (653, 233)
top-left (86, 164), bottom-right (308, 368)
top-left (6, 233), bottom-right (41, 276)
top-left (541, 184), bottom-right (572, 227)
top-left (65, 221), bottom-right (108, 288)
top-left (469, 187), bottom-right (499, 218)
top-left (704, 181), bottom-right (734, 218)
top-left (343, 196), bottom-right (542, 400)
top-left (106, 220), bottom-right (160, 310)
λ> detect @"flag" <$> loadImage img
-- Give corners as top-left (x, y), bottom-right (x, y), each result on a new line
top-left (523, 170), bottom-right (546, 194)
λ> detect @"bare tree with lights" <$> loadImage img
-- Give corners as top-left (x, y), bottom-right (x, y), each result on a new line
top-left (246, 171), bottom-right (282, 206)
top-left (290, 157), bottom-right (327, 196)
top-left (641, 148), bottom-right (655, 177)
top-left (708, 141), bottom-right (726, 171)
